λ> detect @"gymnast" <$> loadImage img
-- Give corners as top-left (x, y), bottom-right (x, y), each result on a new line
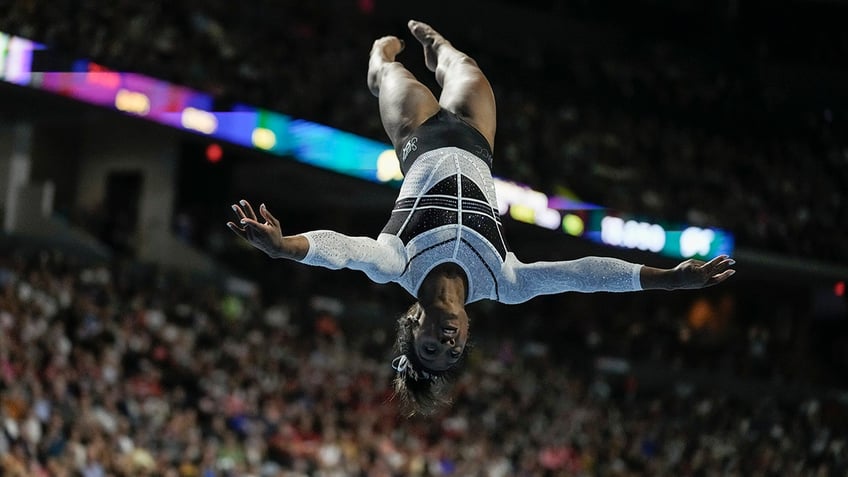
top-left (227, 20), bottom-right (736, 415)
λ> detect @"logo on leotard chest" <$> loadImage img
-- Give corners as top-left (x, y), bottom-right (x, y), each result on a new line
top-left (402, 137), bottom-right (418, 161)
top-left (474, 146), bottom-right (493, 162)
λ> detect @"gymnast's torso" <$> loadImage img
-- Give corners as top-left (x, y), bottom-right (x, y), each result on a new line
top-left (380, 151), bottom-right (508, 303)
top-left (299, 110), bottom-right (644, 303)
top-left (302, 109), bottom-right (514, 303)
top-left (376, 110), bottom-right (509, 302)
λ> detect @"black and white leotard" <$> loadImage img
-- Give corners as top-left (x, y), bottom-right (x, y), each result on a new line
top-left (300, 110), bottom-right (643, 304)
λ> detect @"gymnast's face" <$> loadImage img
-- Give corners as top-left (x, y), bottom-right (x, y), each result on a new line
top-left (413, 303), bottom-right (469, 372)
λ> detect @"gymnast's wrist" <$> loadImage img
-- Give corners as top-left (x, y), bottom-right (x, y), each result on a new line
top-left (274, 235), bottom-right (309, 261)
top-left (640, 266), bottom-right (680, 291)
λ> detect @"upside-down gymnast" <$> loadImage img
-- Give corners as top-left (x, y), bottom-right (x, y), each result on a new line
top-left (227, 20), bottom-right (736, 415)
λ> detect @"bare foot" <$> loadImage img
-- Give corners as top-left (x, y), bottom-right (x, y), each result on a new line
top-left (407, 20), bottom-right (449, 72)
top-left (370, 36), bottom-right (405, 61)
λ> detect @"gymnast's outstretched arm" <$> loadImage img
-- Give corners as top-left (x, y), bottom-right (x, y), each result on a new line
top-left (499, 253), bottom-right (735, 304)
top-left (227, 199), bottom-right (405, 283)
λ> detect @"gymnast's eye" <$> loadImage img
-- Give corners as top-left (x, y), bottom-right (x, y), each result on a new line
top-left (450, 350), bottom-right (461, 359)
top-left (423, 345), bottom-right (437, 355)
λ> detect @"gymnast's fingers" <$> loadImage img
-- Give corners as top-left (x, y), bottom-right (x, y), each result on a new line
top-left (703, 254), bottom-right (728, 269)
top-left (239, 199), bottom-right (258, 221)
top-left (226, 221), bottom-right (248, 240)
top-left (239, 217), bottom-right (264, 230)
top-left (707, 268), bottom-right (736, 286)
top-left (231, 203), bottom-right (247, 221)
top-left (259, 203), bottom-right (280, 228)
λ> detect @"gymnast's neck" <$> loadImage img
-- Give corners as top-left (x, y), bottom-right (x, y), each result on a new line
top-left (418, 262), bottom-right (468, 307)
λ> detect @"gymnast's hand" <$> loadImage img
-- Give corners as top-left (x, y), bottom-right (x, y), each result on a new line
top-left (671, 254), bottom-right (736, 289)
top-left (227, 200), bottom-right (292, 259)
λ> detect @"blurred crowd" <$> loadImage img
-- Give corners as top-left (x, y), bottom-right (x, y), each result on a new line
top-left (2, 0), bottom-right (847, 262)
top-left (2, 3), bottom-right (848, 476)
top-left (1, 249), bottom-right (846, 476)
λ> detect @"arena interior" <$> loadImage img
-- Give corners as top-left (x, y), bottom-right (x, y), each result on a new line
top-left (0, 0), bottom-right (847, 475)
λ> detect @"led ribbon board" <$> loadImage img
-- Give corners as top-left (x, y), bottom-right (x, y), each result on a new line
top-left (0, 31), bottom-right (733, 260)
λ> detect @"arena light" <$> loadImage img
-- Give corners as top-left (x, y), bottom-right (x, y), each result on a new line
top-left (376, 150), bottom-right (403, 182)
top-left (86, 63), bottom-right (121, 89)
top-left (240, 108), bottom-right (294, 154)
top-left (0, 33), bottom-right (8, 78)
top-left (562, 214), bottom-right (585, 236)
top-left (181, 107), bottom-right (218, 134)
top-left (509, 204), bottom-right (536, 224)
top-left (680, 227), bottom-right (716, 258)
top-left (1, 34), bottom-right (38, 85)
top-left (536, 208), bottom-right (561, 230)
top-left (114, 89), bottom-right (150, 115)
top-left (251, 127), bottom-right (276, 150)
top-left (601, 216), bottom-right (666, 253)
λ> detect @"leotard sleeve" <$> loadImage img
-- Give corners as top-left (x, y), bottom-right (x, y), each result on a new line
top-left (499, 253), bottom-right (643, 304)
top-left (299, 231), bottom-right (406, 284)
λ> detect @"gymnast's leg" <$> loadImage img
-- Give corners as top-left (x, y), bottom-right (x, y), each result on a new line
top-left (407, 20), bottom-right (496, 150)
top-left (368, 35), bottom-right (441, 149)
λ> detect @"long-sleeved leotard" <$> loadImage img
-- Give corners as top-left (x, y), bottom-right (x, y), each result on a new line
top-left (299, 110), bottom-right (643, 304)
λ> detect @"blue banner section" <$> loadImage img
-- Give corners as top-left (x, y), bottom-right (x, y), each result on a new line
top-left (0, 30), bottom-right (733, 260)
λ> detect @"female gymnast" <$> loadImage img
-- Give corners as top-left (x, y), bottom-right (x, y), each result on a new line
top-left (227, 20), bottom-right (736, 415)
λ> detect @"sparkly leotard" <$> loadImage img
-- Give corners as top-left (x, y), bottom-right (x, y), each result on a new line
top-left (300, 110), bottom-right (643, 303)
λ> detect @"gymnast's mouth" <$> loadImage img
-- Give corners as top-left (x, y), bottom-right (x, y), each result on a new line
top-left (441, 326), bottom-right (458, 335)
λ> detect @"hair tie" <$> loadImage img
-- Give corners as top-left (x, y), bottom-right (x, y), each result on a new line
top-left (392, 355), bottom-right (410, 373)
top-left (391, 354), bottom-right (434, 382)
